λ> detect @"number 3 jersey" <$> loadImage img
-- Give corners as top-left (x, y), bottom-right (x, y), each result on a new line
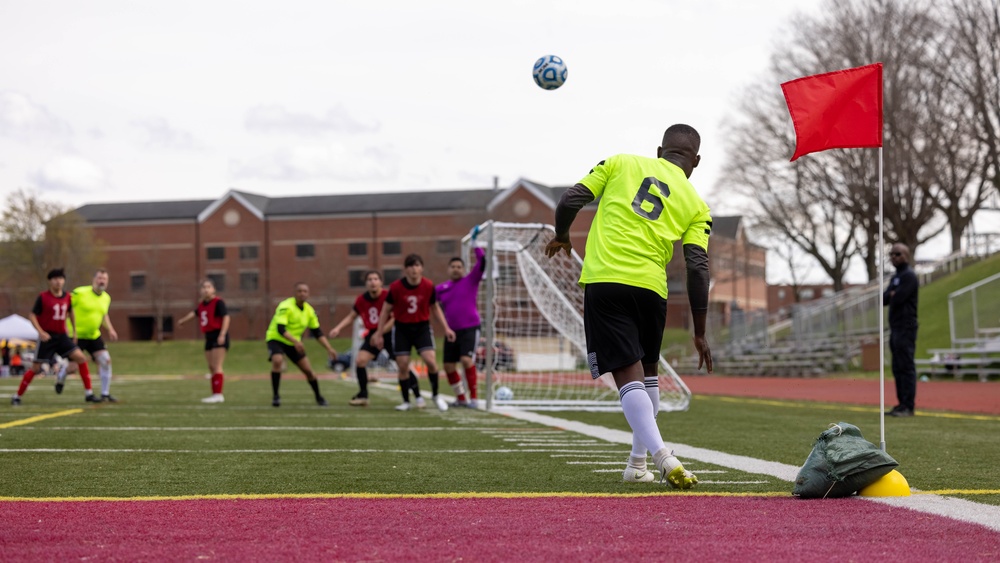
top-left (577, 153), bottom-right (712, 299)
top-left (33, 290), bottom-right (73, 334)
top-left (386, 277), bottom-right (437, 324)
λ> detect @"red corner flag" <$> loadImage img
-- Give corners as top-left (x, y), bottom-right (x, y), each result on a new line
top-left (781, 63), bottom-right (883, 161)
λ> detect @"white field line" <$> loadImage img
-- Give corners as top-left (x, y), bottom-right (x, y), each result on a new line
top-left (0, 448), bottom-right (629, 454)
top-left (23, 426), bottom-right (506, 432)
top-left (501, 409), bottom-right (1000, 533)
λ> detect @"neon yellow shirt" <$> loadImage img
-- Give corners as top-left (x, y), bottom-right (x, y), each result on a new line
top-left (69, 286), bottom-right (111, 340)
top-left (265, 298), bottom-right (320, 345)
top-left (577, 154), bottom-right (712, 299)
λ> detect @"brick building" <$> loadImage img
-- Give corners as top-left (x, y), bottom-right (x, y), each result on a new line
top-left (60, 179), bottom-right (765, 340)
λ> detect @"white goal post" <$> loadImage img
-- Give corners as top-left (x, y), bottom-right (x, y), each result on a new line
top-left (466, 221), bottom-right (691, 412)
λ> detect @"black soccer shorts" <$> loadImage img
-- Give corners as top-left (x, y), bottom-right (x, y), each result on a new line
top-left (443, 326), bottom-right (480, 363)
top-left (583, 283), bottom-right (666, 378)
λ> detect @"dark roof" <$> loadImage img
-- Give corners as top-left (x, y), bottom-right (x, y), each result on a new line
top-left (263, 189), bottom-right (497, 216)
top-left (75, 199), bottom-right (214, 222)
top-left (712, 216), bottom-right (742, 239)
top-left (74, 188), bottom-right (501, 223)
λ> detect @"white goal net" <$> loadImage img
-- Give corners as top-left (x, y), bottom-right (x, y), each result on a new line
top-left (466, 221), bottom-right (691, 412)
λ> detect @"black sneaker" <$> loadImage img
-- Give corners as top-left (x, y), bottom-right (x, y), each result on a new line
top-left (316, 396), bottom-right (329, 407)
top-left (11, 396), bottom-right (21, 406)
top-left (101, 394), bottom-right (118, 403)
top-left (85, 395), bottom-right (101, 403)
top-left (272, 396), bottom-right (281, 407)
top-left (55, 382), bottom-right (64, 394)
top-left (889, 408), bottom-right (914, 417)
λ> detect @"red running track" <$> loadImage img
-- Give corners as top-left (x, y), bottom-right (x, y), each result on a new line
top-left (2, 496), bottom-right (998, 562)
top-left (683, 375), bottom-right (1000, 415)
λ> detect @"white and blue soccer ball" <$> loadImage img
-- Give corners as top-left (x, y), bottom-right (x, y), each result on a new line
top-left (495, 385), bottom-right (514, 401)
top-left (532, 55), bottom-right (567, 90)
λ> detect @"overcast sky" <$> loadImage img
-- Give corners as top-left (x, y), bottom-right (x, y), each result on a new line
top-left (8, 0), bottom-right (981, 283)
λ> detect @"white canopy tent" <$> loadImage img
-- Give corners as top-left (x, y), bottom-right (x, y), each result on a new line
top-left (0, 314), bottom-right (39, 343)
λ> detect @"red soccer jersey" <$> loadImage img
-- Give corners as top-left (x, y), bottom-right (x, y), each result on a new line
top-left (33, 291), bottom-right (72, 334)
top-left (354, 289), bottom-right (388, 332)
top-left (196, 297), bottom-right (228, 333)
top-left (387, 277), bottom-right (436, 324)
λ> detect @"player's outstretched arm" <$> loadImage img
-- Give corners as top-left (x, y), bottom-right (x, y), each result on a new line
top-left (546, 184), bottom-right (594, 258)
top-left (176, 311), bottom-right (196, 326)
top-left (329, 310), bottom-right (358, 339)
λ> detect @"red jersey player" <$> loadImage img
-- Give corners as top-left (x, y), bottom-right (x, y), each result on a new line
top-left (328, 270), bottom-right (395, 406)
top-left (177, 279), bottom-right (231, 404)
top-left (372, 254), bottom-right (455, 411)
top-left (12, 268), bottom-right (100, 405)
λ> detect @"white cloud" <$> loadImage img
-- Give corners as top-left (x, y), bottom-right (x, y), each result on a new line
top-left (132, 117), bottom-right (203, 151)
top-left (32, 155), bottom-right (108, 193)
top-left (244, 104), bottom-right (380, 136)
top-left (230, 143), bottom-right (399, 182)
top-left (0, 91), bottom-right (72, 144)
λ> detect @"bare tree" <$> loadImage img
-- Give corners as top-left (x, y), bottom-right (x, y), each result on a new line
top-left (0, 189), bottom-right (104, 313)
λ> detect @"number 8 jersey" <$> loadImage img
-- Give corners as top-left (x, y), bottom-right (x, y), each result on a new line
top-left (354, 289), bottom-right (389, 333)
top-left (33, 290), bottom-right (73, 335)
top-left (577, 153), bottom-right (712, 300)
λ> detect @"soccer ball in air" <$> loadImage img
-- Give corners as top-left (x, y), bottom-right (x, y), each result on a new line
top-left (533, 55), bottom-right (567, 90)
top-left (495, 386), bottom-right (514, 401)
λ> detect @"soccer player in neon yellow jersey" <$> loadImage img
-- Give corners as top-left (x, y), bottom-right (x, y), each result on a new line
top-left (545, 124), bottom-right (714, 489)
top-left (265, 282), bottom-right (338, 407)
top-left (57, 269), bottom-right (119, 402)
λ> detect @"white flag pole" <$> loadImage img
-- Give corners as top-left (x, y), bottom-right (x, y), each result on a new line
top-left (878, 146), bottom-right (886, 452)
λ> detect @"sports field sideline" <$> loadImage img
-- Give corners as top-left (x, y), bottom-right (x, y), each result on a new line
top-left (1, 373), bottom-right (998, 560)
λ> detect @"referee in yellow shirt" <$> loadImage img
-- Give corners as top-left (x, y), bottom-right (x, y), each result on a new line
top-left (545, 124), bottom-right (713, 489)
top-left (58, 269), bottom-right (119, 402)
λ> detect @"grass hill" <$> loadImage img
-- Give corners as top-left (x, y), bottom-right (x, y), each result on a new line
top-left (916, 252), bottom-right (1000, 359)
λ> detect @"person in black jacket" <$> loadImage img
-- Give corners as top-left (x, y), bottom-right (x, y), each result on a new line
top-left (883, 243), bottom-right (919, 417)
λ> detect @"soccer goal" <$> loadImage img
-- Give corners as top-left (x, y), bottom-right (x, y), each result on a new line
top-left (465, 221), bottom-right (692, 412)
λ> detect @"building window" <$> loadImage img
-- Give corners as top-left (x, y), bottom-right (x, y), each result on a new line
top-left (822, 288), bottom-right (835, 297)
top-left (777, 289), bottom-right (786, 300)
top-left (207, 273), bottom-right (226, 292)
top-left (436, 240), bottom-right (457, 254)
top-left (349, 270), bottom-right (368, 288)
top-left (240, 271), bottom-right (259, 291)
top-left (382, 241), bottom-right (402, 255)
top-left (130, 273), bottom-right (146, 291)
top-left (296, 243), bottom-right (315, 259)
top-left (239, 245), bottom-right (259, 260)
top-left (800, 288), bottom-right (815, 300)
top-left (206, 246), bottom-right (225, 261)
top-left (383, 268), bottom-right (403, 284)
top-left (348, 242), bottom-right (367, 257)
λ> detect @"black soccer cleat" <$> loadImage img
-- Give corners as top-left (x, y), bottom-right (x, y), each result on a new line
top-left (316, 396), bottom-right (329, 407)
top-left (272, 395), bottom-right (281, 407)
top-left (101, 394), bottom-right (118, 403)
top-left (55, 382), bottom-right (64, 395)
top-left (85, 395), bottom-right (102, 403)
top-left (11, 396), bottom-right (21, 406)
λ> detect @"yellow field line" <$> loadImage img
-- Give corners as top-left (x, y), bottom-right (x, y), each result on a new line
top-left (0, 409), bottom-right (84, 429)
top-left (0, 491), bottom-right (794, 502)
top-left (701, 396), bottom-right (1000, 422)
top-left (2, 490), bottom-right (996, 502)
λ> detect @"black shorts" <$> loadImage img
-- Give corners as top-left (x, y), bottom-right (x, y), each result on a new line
top-left (267, 340), bottom-right (305, 364)
top-left (77, 337), bottom-right (107, 357)
top-left (36, 334), bottom-right (79, 363)
top-left (390, 321), bottom-right (434, 356)
top-left (584, 283), bottom-right (666, 378)
top-left (204, 330), bottom-right (230, 351)
top-left (358, 330), bottom-right (394, 359)
top-left (443, 326), bottom-right (480, 363)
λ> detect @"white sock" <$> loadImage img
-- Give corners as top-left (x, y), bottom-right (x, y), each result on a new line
top-left (630, 376), bottom-right (661, 457)
top-left (619, 381), bottom-right (666, 459)
top-left (100, 365), bottom-right (112, 396)
top-left (56, 364), bottom-right (68, 384)
top-left (652, 447), bottom-right (682, 473)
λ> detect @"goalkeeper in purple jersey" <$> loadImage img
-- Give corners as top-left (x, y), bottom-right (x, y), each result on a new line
top-left (435, 244), bottom-right (486, 407)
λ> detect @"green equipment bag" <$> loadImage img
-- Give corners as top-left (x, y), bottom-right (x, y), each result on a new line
top-left (792, 422), bottom-right (899, 498)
